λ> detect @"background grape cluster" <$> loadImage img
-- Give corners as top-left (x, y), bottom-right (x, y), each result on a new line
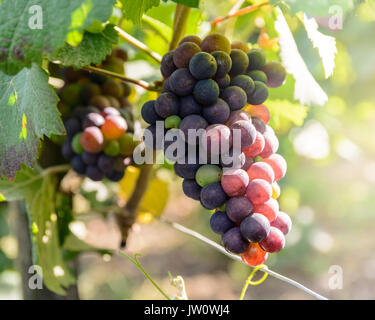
top-left (55, 49), bottom-right (139, 182)
top-left (141, 33), bottom-right (292, 266)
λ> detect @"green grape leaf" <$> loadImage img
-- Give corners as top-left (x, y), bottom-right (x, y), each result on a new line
top-left (49, 25), bottom-right (118, 69)
top-left (271, 0), bottom-right (354, 17)
top-left (0, 0), bottom-right (116, 75)
top-left (120, 0), bottom-right (161, 25)
top-left (0, 64), bottom-right (64, 179)
top-left (0, 166), bottom-right (75, 295)
top-left (266, 99), bottom-right (308, 127)
top-left (170, 0), bottom-right (200, 8)
top-left (274, 8), bottom-right (328, 106)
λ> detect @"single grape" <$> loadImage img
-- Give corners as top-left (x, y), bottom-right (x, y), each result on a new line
top-left (211, 51), bottom-right (232, 77)
top-left (102, 79), bottom-right (124, 99)
top-left (62, 142), bottom-right (75, 161)
top-left (165, 115), bottom-right (181, 129)
top-left (101, 115), bottom-right (128, 140)
top-left (104, 140), bottom-right (120, 157)
top-left (60, 83), bottom-right (82, 106)
top-left (179, 114), bottom-right (208, 144)
top-left (231, 41), bottom-right (250, 53)
top-left (173, 42), bottom-right (201, 68)
top-left (247, 48), bottom-right (267, 71)
top-left (179, 96), bottom-right (202, 118)
top-left (259, 227), bottom-right (285, 253)
top-left (242, 131), bottom-right (265, 158)
top-left (86, 166), bottom-right (104, 181)
top-left (202, 124), bottom-right (232, 157)
top-left (201, 33), bottom-right (231, 54)
top-left (71, 155), bottom-right (86, 175)
top-left (251, 116), bottom-right (266, 134)
top-left (106, 96), bottom-right (121, 109)
top-left (210, 211), bottom-right (235, 235)
top-left (179, 35), bottom-right (202, 47)
top-left (220, 148), bottom-right (246, 169)
top-left (161, 51), bottom-right (177, 78)
top-left (72, 133), bottom-right (84, 154)
top-left (259, 129), bottom-right (279, 158)
top-left (82, 112), bottom-right (105, 129)
top-left (141, 100), bottom-right (162, 125)
top-left (229, 49), bottom-right (249, 77)
top-left (195, 164), bottom-right (222, 187)
top-left (222, 227), bottom-right (249, 254)
top-left (65, 118), bottom-right (81, 137)
top-left (221, 86), bottom-right (247, 111)
top-left (247, 162), bottom-right (275, 184)
top-left (98, 154), bottom-right (115, 173)
top-left (200, 182), bottom-right (227, 210)
top-left (221, 168), bottom-right (249, 197)
top-left (247, 104), bottom-right (270, 124)
top-left (101, 107), bottom-right (121, 117)
top-left (246, 179), bottom-right (272, 205)
top-left (193, 79), bottom-right (220, 106)
top-left (89, 95), bottom-right (111, 109)
top-left (263, 154), bottom-right (287, 181)
top-left (189, 52), bottom-right (218, 80)
top-left (162, 77), bottom-right (172, 93)
top-left (202, 98), bottom-right (230, 124)
top-left (231, 75), bottom-right (255, 99)
top-left (225, 110), bottom-right (250, 127)
top-left (240, 213), bottom-right (270, 242)
top-left (247, 81), bottom-right (269, 105)
top-left (230, 120), bottom-right (257, 149)
top-left (247, 70), bottom-right (267, 84)
top-left (106, 170), bottom-right (125, 182)
top-left (174, 154), bottom-right (201, 179)
top-left (254, 198), bottom-right (279, 222)
top-left (214, 74), bottom-right (231, 88)
top-left (119, 132), bottom-right (138, 156)
top-left (271, 212), bottom-right (292, 235)
top-left (262, 61), bottom-right (286, 88)
top-left (241, 243), bottom-right (268, 266)
top-left (226, 196), bottom-right (253, 223)
top-left (155, 92), bottom-right (180, 119)
top-left (182, 179), bottom-right (202, 200)
top-left (82, 152), bottom-right (99, 166)
top-left (169, 68), bottom-right (197, 96)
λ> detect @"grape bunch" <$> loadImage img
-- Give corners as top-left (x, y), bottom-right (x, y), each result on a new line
top-left (141, 33), bottom-right (292, 266)
top-left (58, 49), bottom-right (138, 182)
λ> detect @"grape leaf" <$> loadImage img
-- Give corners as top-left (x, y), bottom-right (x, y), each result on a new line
top-left (270, 0), bottom-right (354, 17)
top-left (0, 166), bottom-right (75, 295)
top-left (0, 64), bottom-right (64, 179)
top-left (266, 99), bottom-right (309, 127)
top-left (0, 0), bottom-right (116, 75)
top-left (49, 25), bottom-right (118, 69)
top-left (120, 0), bottom-right (161, 25)
top-left (303, 14), bottom-right (337, 79)
top-left (170, 0), bottom-right (200, 8)
top-left (274, 8), bottom-right (328, 106)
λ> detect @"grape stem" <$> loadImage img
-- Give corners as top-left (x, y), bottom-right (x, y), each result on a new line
top-left (114, 26), bottom-right (162, 64)
top-left (210, 1), bottom-right (270, 27)
top-left (82, 66), bottom-right (161, 92)
top-left (160, 217), bottom-right (329, 300)
top-left (169, 4), bottom-right (191, 51)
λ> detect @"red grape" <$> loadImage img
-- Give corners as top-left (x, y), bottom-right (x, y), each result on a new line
top-left (259, 128), bottom-right (279, 158)
top-left (241, 243), bottom-right (268, 266)
top-left (271, 211), bottom-right (292, 235)
top-left (246, 162), bottom-right (275, 184)
top-left (242, 131), bottom-right (265, 158)
top-left (247, 104), bottom-right (270, 124)
top-left (253, 198), bottom-right (279, 222)
top-left (246, 179), bottom-right (272, 205)
top-left (263, 154), bottom-right (287, 182)
top-left (80, 126), bottom-right (104, 153)
top-left (101, 115), bottom-right (128, 140)
top-left (225, 110), bottom-right (250, 127)
top-left (221, 168), bottom-right (249, 197)
top-left (259, 227), bottom-right (285, 253)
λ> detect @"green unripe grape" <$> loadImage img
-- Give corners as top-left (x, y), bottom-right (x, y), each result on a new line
top-left (85, 20), bottom-right (106, 34)
top-left (89, 95), bottom-right (111, 109)
top-left (119, 132), bottom-right (138, 156)
top-left (61, 83), bottom-right (82, 106)
top-left (247, 48), bottom-right (267, 71)
top-left (165, 115), bottom-right (181, 129)
top-left (247, 70), bottom-right (267, 84)
top-left (102, 79), bottom-right (124, 99)
top-left (103, 57), bottom-right (125, 75)
top-left (81, 83), bottom-right (101, 104)
top-left (195, 165), bottom-right (223, 187)
top-left (104, 140), bottom-right (120, 157)
top-left (106, 96), bottom-right (121, 109)
top-left (254, 155), bottom-right (263, 162)
top-left (72, 133), bottom-right (84, 154)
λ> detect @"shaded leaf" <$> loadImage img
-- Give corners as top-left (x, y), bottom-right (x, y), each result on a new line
top-left (120, 0), bottom-right (161, 25)
top-left (0, 64), bottom-right (64, 178)
top-left (170, 0), bottom-right (200, 8)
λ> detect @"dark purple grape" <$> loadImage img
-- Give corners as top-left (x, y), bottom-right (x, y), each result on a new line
top-left (247, 48), bottom-right (266, 71)
top-left (141, 100), bottom-right (162, 125)
top-left (193, 79), bottom-right (220, 106)
top-left (65, 118), bottom-right (81, 137)
top-left (247, 70), bottom-right (267, 84)
top-left (230, 120), bottom-right (256, 148)
top-left (169, 68), bottom-right (197, 96)
top-left (215, 74), bottom-right (231, 89)
top-left (143, 124), bottom-right (165, 150)
top-left (82, 152), bottom-right (99, 166)
top-left (86, 166), bottom-right (104, 181)
top-left (71, 156), bottom-right (86, 174)
top-left (82, 113), bottom-right (105, 129)
top-left (226, 196), bottom-right (253, 223)
top-left (251, 116), bottom-right (266, 134)
top-left (231, 75), bottom-right (255, 99)
top-left (174, 154), bottom-right (201, 179)
top-left (189, 52), bottom-right (217, 80)
top-left (202, 98), bottom-right (230, 124)
top-left (62, 141), bottom-right (75, 161)
top-left (155, 92), bottom-right (180, 119)
top-left (229, 49), bottom-right (249, 77)
top-left (182, 179), bottom-right (202, 200)
top-left (211, 51), bottom-right (232, 78)
top-left (162, 77), bottom-right (172, 93)
top-left (247, 81), bottom-right (269, 105)
top-left (262, 61), bottom-right (286, 88)
top-left (161, 51), bottom-right (177, 78)
top-left (173, 42), bottom-right (201, 68)
top-left (200, 182), bottom-right (227, 210)
top-left (179, 114), bottom-right (208, 144)
top-left (240, 213), bottom-right (270, 242)
top-left (179, 96), bottom-right (202, 118)
top-left (221, 86), bottom-right (247, 111)
top-left (179, 35), bottom-right (202, 47)
top-left (98, 155), bottom-right (115, 173)
top-left (222, 227), bottom-right (249, 254)
top-left (106, 170), bottom-right (125, 182)
top-left (210, 211), bottom-right (235, 235)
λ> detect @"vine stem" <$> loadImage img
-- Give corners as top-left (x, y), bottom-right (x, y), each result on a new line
top-left (160, 217), bottom-right (328, 300)
top-left (114, 26), bottom-right (162, 63)
top-left (169, 4), bottom-right (191, 51)
top-left (210, 1), bottom-right (270, 27)
top-left (82, 66), bottom-right (161, 92)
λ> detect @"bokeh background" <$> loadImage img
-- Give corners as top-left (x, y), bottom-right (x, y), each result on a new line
top-left (1, 0), bottom-right (375, 300)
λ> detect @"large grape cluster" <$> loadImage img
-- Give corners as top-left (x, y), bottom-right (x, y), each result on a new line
top-left (58, 49), bottom-right (138, 182)
top-left (141, 34), bottom-right (292, 266)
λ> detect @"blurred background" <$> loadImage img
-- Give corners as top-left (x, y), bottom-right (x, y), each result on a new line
top-left (1, 0), bottom-right (375, 300)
